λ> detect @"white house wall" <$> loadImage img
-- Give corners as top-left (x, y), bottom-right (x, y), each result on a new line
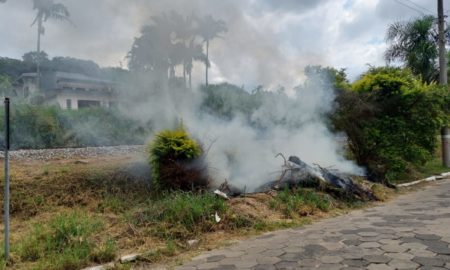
top-left (56, 92), bottom-right (115, 110)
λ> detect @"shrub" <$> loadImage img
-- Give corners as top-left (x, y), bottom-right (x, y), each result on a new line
top-left (148, 125), bottom-right (206, 191)
top-left (0, 104), bottom-right (151, 150)
top-left (333, 67), bottom-right (449, 183)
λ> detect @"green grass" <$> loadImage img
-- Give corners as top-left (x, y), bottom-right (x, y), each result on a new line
top-left (89, 239), bottom-right (117, 263)
top-left (394, 155), bottom-right (449, 184)
top-left (416, 157), bottom-right (449, 177)
top-left (134, 192), bottom-right (228, 240)
top-left (270, 188), bottom-right (331, 218)
top-left (18, 211), bottom-right (115, 270)
top-left (99, 195), bottom-right (129, 214)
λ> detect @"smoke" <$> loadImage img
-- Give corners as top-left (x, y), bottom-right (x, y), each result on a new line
top-left (110, 1), bottom-right (366, 192)
top-left (120, 70), bottom-right (363, 192)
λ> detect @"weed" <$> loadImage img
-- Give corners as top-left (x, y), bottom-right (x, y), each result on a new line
top-left (42, 166), bottom-right (49, 176)
top-left (100, 195), bottom-right (128, 214)
top-left (270, 188), bottom-right (331, 218)
top-left (371, 184), bottom-right (391, 201)
top-left (18, 211), bottom-right (113, 270)
top-left (47, 212), bottom-right (102, 252)
top-left (90, 239), bottom-right (116, 263)
top-left (135, 192), bottom-right (226, 240)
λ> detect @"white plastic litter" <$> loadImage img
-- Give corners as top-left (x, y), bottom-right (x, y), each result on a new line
top-left (215, 212), bottom-right (221, 223)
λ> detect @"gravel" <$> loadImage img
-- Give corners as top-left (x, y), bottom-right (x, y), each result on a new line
top-left (0, 145), bottom-right (145, 161)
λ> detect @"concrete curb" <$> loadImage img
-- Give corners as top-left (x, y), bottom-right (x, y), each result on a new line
top-left (396, 171), bottom-right (450, 188)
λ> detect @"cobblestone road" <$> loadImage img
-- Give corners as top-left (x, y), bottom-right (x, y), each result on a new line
top-left (176, 179), bottom-right (450, 270)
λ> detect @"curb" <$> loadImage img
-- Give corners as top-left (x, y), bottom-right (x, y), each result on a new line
top-left (396, 171), bottom-right (450, 188)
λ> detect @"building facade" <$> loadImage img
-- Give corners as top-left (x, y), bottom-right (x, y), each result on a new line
top-left (13, 71), bottom-right (116, 110)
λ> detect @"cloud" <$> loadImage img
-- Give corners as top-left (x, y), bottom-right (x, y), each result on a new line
top-left (0, 0), bottom-right (438, 85)
top-left (255, 0), bottom-right (330, 13)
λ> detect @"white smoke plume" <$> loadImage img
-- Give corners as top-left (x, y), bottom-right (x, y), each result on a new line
top-left (120, 71), bottom-right (363, 192)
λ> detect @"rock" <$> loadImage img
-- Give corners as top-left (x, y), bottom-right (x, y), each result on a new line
top-left (81, 262), bottom-right (115, 270)
top-left (120, 253), bottom-right (140, 263)
top-left (187, 239), bottom-right (199, 247)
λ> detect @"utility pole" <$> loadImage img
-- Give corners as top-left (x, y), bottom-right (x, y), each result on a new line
top-left (438, 0), bottom-right (447, 85)
top-left (3, 97), bottom-right (10, 261)
top-left (438, 0), bottom-right (450, 168)
top-left (437, 0), bottom-right (450, 168)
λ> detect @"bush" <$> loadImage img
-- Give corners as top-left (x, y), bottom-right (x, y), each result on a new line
top-left (0, 104), bottom-right (151, 150)
top-left (148, 125), bottom-right (206, 191)
top-left (333, 67), bottom-right (449, 183)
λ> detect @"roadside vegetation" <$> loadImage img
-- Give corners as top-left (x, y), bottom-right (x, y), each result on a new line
top-left (0, 152), bottom-right (393, 270)
top-left (0, 105), bottom-right (151, 149)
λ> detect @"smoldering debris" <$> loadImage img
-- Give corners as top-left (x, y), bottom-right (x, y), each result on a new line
top-left (217, 153), bottom-right (374, 200)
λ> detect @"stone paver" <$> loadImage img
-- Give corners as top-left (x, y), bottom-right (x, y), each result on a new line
top-left (174, 179), bottom-right (450, 270)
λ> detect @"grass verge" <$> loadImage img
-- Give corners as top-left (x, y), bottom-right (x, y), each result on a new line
top-left (0, 155), bottom-right (393, 269)
top-left (18, 211), bottom-right (115, 270)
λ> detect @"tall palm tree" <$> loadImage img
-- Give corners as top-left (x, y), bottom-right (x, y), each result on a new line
top-left (31, 0), bottom-right (70, 90)
top-left (196, 15), bottom-right (227, 86)
top-left (185, 39), bottom-right (207, 89)
top-left (385, 15), bottom-right (439, 83)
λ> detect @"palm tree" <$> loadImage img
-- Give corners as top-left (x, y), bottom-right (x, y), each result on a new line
top-left (385, 15), bottom-right (440, 83)
top-left (196, 15), bottom-right (227, 86)
top-left (185, 39), bottom-right (207, 89)
top-left (31, 0), bottom-right (70, 89)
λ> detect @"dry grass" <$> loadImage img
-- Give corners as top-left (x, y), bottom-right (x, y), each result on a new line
top-left (0, 153), bottom-right (399, 269)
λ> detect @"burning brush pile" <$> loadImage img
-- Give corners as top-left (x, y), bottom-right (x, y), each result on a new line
top-left (148, 125), bottom-right (376, 202)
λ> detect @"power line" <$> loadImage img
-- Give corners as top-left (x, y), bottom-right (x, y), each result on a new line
top-left (402, 0), bottom-right (434, 14)
top-left (393, 0), bottom-right (427, 15)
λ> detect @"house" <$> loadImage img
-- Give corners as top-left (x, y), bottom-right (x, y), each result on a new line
top-left (13, 71), bottom-right (117, 110)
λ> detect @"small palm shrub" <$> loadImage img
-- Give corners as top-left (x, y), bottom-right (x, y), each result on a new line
top-left (148, 125), bottom-right (208, 191)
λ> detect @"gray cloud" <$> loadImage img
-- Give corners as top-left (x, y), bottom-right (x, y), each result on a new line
top-left (255, 0), bottom-right (330, 13)
top-left (0, 0), bottom-right (440, 85)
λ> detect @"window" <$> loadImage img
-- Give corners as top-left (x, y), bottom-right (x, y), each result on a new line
top-left (78, 100), bottom-right (101, 108)
top-left (66, 99), bottom-right (72, 110)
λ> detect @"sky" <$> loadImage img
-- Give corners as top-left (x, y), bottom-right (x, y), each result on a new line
top-left (0, 0), bottom-right (439, 89)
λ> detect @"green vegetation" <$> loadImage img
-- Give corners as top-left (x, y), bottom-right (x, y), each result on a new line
top-left (2, 153), bottom-right (392, 269)
top-left (385, 15), bottom-right (439, 83)
top-left (148, 126), bottom-right (204, 191)
top-left (127, 12), bottom-right (226, 88)
top-left (333, 67), bottom-right (449, 183)
top-left (0, 105), bottom-right (151, 149)
top-left (18, 211), bottom-right (114, 270)
top-left (270, 188), bottom-right (331, 218)
top-left (134, 192), bottom-right (227, 240)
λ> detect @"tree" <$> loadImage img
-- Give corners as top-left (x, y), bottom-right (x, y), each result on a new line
top-left (385, 15), bottom-right (441, 83)
top-left (31, 0), bottom-right (71, 89)
top-left (195, 15), bottom-right (227, 86)
top-left (0, 75), bottom-right (12, 97)
top-left (128, 12), bottom-right (210, 89)
top-left (22, 51), bottom-right (49, 66)
top-left (185, 39), bottom-right (206, 89)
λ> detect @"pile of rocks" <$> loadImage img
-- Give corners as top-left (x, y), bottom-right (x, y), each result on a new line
top-left (0, 145), bottom-right (145, 161)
